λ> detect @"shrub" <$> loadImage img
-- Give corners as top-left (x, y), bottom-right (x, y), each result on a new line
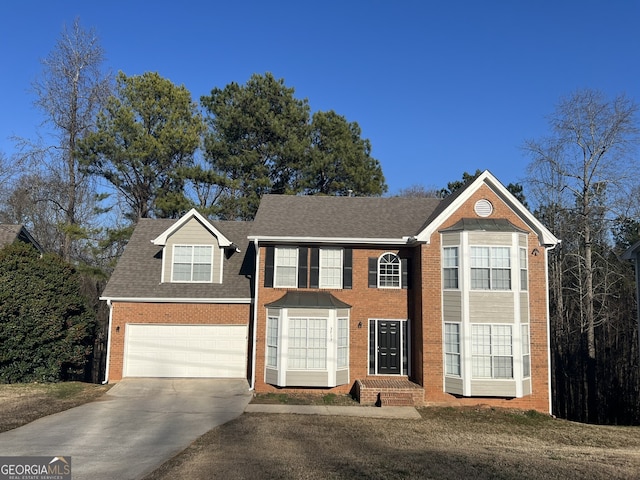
top-left (0, 242), bottom-right (95, 382)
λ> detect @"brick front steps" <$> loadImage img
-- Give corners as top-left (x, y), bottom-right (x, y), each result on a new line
top-left (354, 378), bottom-right (424, 407)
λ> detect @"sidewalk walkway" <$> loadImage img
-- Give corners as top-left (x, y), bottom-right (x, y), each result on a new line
top-left (245, 404), bottom-right (422, 419)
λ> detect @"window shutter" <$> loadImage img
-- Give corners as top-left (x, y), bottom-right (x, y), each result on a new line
top-left (298, 247), bottom-right (308, 288)
top-left (401, 258), bottom-right (410, 289)
top-left (369, 320), bottom-right (376, 374)
top-left (343, 249), bottom-right (353, 289)
top-left (264, 246), bottom-right (274, 288)
top-left (368, 257), bottom-right (377, 288)
top-left (310, 248), bottom-right (320, 288)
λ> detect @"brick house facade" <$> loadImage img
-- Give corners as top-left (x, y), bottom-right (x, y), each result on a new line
top-left (102, 171), bottom-right (559, 413)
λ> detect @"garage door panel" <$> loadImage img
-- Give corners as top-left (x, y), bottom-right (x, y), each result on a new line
top-left (124, 325), bottom-right (247, 378)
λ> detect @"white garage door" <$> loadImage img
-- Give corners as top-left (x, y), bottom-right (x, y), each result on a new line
top-left (124, 324), bottom-right (248, 378)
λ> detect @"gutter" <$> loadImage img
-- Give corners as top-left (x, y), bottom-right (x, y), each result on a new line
top-left (545, 242), bottom-right (559, 415)
top-left (250, 238), bottom-right (260, 391)
top-left (98, 296), bottom-right (252, 304)
top-left (102, 299), bottom-right (113, 384)
top-left (247, 235), bottom-right (414, 246)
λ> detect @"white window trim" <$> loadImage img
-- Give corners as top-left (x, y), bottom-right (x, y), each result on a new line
top-left (519, 247), bottom-right (528, 291)
top-left (171, 244), bottom-right (214, 283)
top-left (274, 247), bottom-right (298, 288)
top-left (319, 248), bottom-right (344, 289)
top-left (288, 317), bottom-right (328, 370)
top-left (442, 246), bottom-right (459, 290)
top-left (265, 308), bottom-right (349, 387)
top-left (470, 324), bottom-right (514, 379)
top-left (444, 322), bottom-right (461, 377)
top-left (378, 252), bottom-right (401, 289)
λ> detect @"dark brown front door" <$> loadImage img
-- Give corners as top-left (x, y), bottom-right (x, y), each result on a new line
top-left (377, 320), bottom-right (401, 374)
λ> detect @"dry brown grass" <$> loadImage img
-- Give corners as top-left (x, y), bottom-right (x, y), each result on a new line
top-left (0, 382), bottom-right (111, 433)
top-left (146, 407), bottom-right (640, 480)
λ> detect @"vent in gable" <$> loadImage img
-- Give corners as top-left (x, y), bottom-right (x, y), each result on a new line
top-left (474, 199), bottom-right (493, 217)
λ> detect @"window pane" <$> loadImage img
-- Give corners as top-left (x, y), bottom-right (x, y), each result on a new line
top-left (522, 324), bottom-right (530, 377)
top-left (443, 268), bottom-right (459, 289)
top-left (520, 248), bottom-right (528, 291)
top-left (320, 249), bottom-right (342, 288)
top-left (493, 356), bottom-right (513, 378)
top-left (472, 324), bottom-right (514, 379)
top-left (338, 317), bottom-right (349, 368)
top-left (492, 325), bottom-right (512, 356)
top-left (275, 248), bottom-right (298, 287)
top-left (192, 264), bottom-right (211, 281)
top-left (472, 356), bottom-right (492, 378)
top-left (193, 246), bottom-right (211, 262)
top-left (174, 246), bottom-right (192, 262)
top-left (287, 317), bottom-right (327, 370)
top-left (471, 247), bottom-right (490, 267)
top-left (307, 318), bottom-right (327, 369)
top-left (172, 245), bottom-right (212, 282)
top-left (472, 325), bottom-right (491, 355)
top-left (492, 247), bottom-right (510, 268)
top-left (443, 247), bottom-right (458, 267)
top-left (172, 263), bottom-right (191, 282)
top-left (443, 247), bottom-right (459, 289)
top-left (267, 316), bottom-right (278, 368)
top-left (379, 253), bottom-right (401, 288)
top-left (444, 323), bottom-right (460, 376)
top-left (492, 268), bottom-right (511, 290)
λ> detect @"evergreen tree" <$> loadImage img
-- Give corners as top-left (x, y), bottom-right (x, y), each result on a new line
top-left (0, 242), bottom-right (95, 382)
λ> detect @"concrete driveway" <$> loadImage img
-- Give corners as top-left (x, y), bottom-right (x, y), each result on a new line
top-left (0, 378), bottom-right (251, 480)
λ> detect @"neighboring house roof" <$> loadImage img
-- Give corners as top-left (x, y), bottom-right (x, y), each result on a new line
top-left (249, 195), bottom-right (442, 244)
top-left (101, 218), bottom-right (254, 302)
top-left (0, 224), bottom-right (43, 252)
top-left (622, 240), bottom-right (640, 261)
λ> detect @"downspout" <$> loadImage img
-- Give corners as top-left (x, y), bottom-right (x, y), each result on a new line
top-left (250, 239), bottom-right (260, 390)
top-left (102, 299), bottom-right (113, 384)
top-left (544, 243), bottom-right (558, 416)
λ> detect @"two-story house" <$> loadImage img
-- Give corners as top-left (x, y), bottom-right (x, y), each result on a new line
top-left (101, 171), bottom-right (559, 412)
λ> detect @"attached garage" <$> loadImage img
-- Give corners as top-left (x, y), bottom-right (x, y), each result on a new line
top-left (123, 324), bottom-right (248, 378)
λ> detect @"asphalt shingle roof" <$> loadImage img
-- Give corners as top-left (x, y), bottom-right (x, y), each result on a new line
top-left (0, 224), bottom-right (42, 251)
top-left (250, 195), bottom-right (443, 240)
top-left (0, 225), bottom-right (23, 247)
top-left (101, 218), bottom-right (254, 300)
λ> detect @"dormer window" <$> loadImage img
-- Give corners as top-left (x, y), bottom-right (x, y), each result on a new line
top-left (172, 245), bottom-right (213, 282)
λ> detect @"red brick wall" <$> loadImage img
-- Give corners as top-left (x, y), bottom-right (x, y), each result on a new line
top-left (107, 302), bottom-right (251, 381)
top-left (254, 247), bottom-right (416, 394)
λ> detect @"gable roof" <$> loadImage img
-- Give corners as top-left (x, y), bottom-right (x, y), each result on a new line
top-left (416, 170), bottom-right (560, 246)
top-left (101, 218), bottom-right (254, 301)
top-left (249, 195), bottom-right (441, 244)
top-left (0, 224), bottom-right (43, 252)
top-left (152, 208), bottom-right (234, 247)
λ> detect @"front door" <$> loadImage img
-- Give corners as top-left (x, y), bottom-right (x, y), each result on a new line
top-left (377, 320), bottom-right (401, 374)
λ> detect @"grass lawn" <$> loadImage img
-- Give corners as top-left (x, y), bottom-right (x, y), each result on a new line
top-left (145, 406), bottom-right (640, 480)
top-left (0, 382), bottom-right (111, 433)
top-left (1, 384), bottom-right (638, 479)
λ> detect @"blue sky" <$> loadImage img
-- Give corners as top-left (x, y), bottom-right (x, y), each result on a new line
top-left (1, 1), bottom-right (638, 195)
